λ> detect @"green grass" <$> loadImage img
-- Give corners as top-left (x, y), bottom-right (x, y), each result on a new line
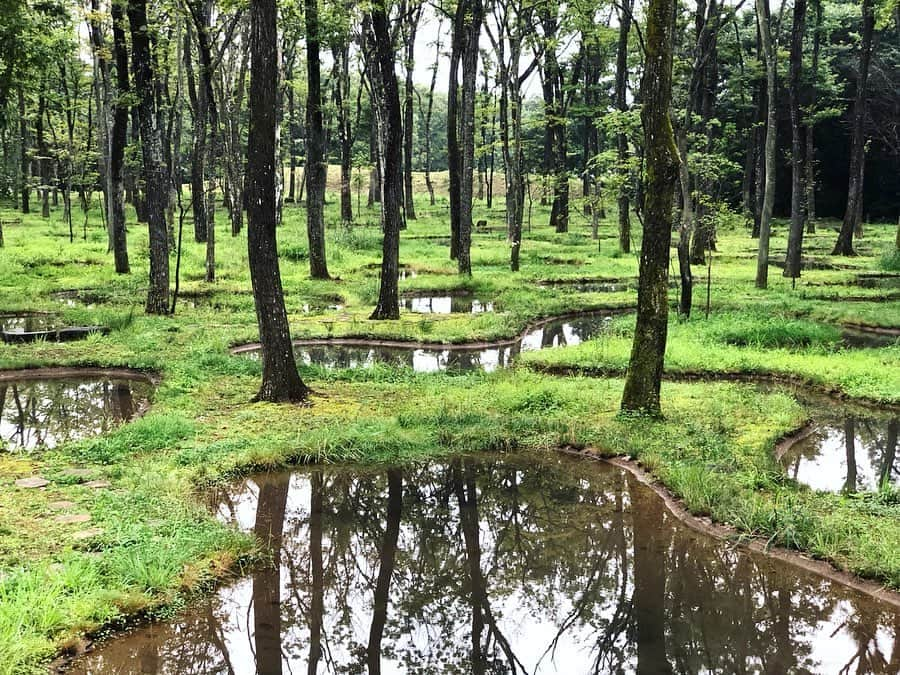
top-left (0, 180), bottom-right (898, 672)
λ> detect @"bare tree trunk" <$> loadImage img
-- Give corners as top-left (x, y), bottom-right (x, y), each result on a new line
top-left (17, 86), bottom-right (30, 214)
top-left (109, 0), bottom-right (130, 273)
top-left (833, 0), bottom-right (874, 256)
top-left (128, 0), bottom-right (170, 314)
top-left (365, 9), bottom-right (405, 320)
top-left (754, 0), bottom-right (776, 290)
top-left (402, 7), bottom-right (421, 221)
top-left (784, 0), bottom-right (807, 280)
top-left (615, 0), bottom-right (633, 253)
top-left (805, 0), bottom-right (821, 233)
top-left (305, 0), bottom-right (329, 278)
top-left (333, 42), bottom-right (353, 225)
top-left (621, 0), bottom-right (679, 416)
top-left (422, 21), bottom-right (442, 207)
top-left (247, 0), bottom-right (308, 402)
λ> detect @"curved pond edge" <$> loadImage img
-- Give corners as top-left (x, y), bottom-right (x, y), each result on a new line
top-left (1, 326), bottom-right (109, 344)
top-left (0, 366), bottom-right (159, 385)
top-left (528, 364), bottom-right (900, 410)
top-left (229, 306), bottom-right (636, 355)
top-left (51, 440), bottom-right (900, 672)
top-left (841, 322), bottom-right (900, 337)
top-left (559, 447), bottom-right (900, 609)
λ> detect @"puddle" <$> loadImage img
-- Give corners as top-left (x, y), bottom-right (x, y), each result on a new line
top-left (0, 313), bottom-right (58, 333)
top-left (857, 274), bottom-right (900, 290)
top-left (840, 327), bottom-right (899, 349)
top-left (0, 312), bottom-right (107, 343)
top-left (67, 453), bottom-right (900, 674)
top-left (0, 369), bottom-right (154, 452)
top-left (542, 279), bottom-right (633, 293)
top-left (778, 398), bottom-right (898, 493)
top-left (237, 311), bottom-right (616, 373)
top-left (401, 294), bottom-right (494, 314)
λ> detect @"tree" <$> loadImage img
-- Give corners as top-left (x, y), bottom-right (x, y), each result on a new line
top-left (247, 0), bottom-right (309, 403)
top-left (109, 0), bottom-right (130, 274)
top-left (305, 0), bottom-right (330, 279)
top-left (614, 0), bottom-right (634, 253)
top-left (783, 0), bottom-right (807, 280)
top-left (620, 0), bottom-right (679, 416)
top-left (364, 2), bottom-right (405, 320)
top-left (446, 0), bottom-right (485, 274)
top-left (833, 0), bottom-right (875, 256)
top-left (753, 0), bottom-right (776, 290)
top-left (128, 0), bottom-right (171, 314)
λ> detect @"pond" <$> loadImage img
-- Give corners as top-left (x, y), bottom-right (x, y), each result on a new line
top-left (235, 311), bottom-right (616, 373)
top-left (778, 398), bottom-right (898, 493)
top-left (67, 452), bottom-right (900, 673)
top-left (401, 294), bottom-right (495, 314)
top-left (0, 369), bottom-right (154, 452)
top-left (0, 313), bottom-right (106, 343)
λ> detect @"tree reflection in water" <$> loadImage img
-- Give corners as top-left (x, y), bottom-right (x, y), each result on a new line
top-left (0, 376), bottom-right (150, 452)
top-left (69, 454), bottom-right (900, 674)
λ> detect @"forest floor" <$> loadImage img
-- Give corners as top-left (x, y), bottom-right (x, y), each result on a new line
top-left (0, 187), bottom-right (898, 672)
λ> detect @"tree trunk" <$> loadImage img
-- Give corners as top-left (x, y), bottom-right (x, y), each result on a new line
top-left (676, 129), bottom-right (693, 317)
top-left (334, 42), bottom-right (353, 225)
top-left (447, 42), bottom-right (461, 260)
top-left (621, 0), bottom-right (679, 416)
top-left (305, 0), bottom-right (329, 278)
top-left (110, 0), bottom-right (130, 273)
top-left (805, 0), bottom-right (821, 233)
top-left (184, 27), bottom-right (207, 243)
top-left (833, 0), bottom-right (875, 256)
top-left (366, 9), bottom-right (405, 320)
top-left (784, 0), bottom-right (807, 280)
top-left (423, 21), bottom-right (442, 208)
top-left (402, 10), bottom-right (420, 221)
top-left (128, 0), bottom-right (170, 314)
top-left (457, 9), bottom-right (481, 276)
top-left (17, 86), bottom-right (29, 214)
top-left (615, 0), bottom-right (633, 253)
top-left (754, 0), bottom-right (776, 290)
top-left (247, 0), bottom-right (309, 403)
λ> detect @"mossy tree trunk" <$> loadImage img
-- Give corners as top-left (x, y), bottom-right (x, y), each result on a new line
top-left (620, 0), bottom-right (679, 417)
top-left (246, 0), bottom-right (309, 403)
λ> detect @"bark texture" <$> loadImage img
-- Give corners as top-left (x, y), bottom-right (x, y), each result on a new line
top-left (128, 0), bottom-right (170, 314)
top-left (247, 0), bottom-right (309, 403)
top-left (621, 0), bottom-right (679, 416)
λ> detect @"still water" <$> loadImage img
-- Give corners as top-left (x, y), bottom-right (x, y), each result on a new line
top-left (69, 453), bottom-right (899, 674)
top-left (0, 371), bottom-right (153, 451)
top-left (236, 312), bottom-right (615, 373)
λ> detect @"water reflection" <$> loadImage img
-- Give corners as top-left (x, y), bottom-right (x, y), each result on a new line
top-left (780, 412), bottom-right (899, 493)
top-left (0, 374), bottom-right (153, 451)
top-left (401, 295), bottom-right (494, 314)
top-left (69, 454), bottom-right (900, 674)
top-left (273, 312), bottom-right (612, 374)
top-left (0, 313), bottom-right (58, 333)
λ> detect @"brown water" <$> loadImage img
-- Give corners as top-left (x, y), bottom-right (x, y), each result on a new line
top-left (0, 372), bottom-right (154, 451)
top-left (68, 453), bottom-right (900, 674)
top-left (280, 312), bottom-right (614, 373)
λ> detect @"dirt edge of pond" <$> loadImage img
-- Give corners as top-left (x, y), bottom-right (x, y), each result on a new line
top-left (229, 306), bottom-right (635, 354)
top-left (0, 366), bottom-right (159, 385)
top-left (560, 447), bottom-right (900, 610)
